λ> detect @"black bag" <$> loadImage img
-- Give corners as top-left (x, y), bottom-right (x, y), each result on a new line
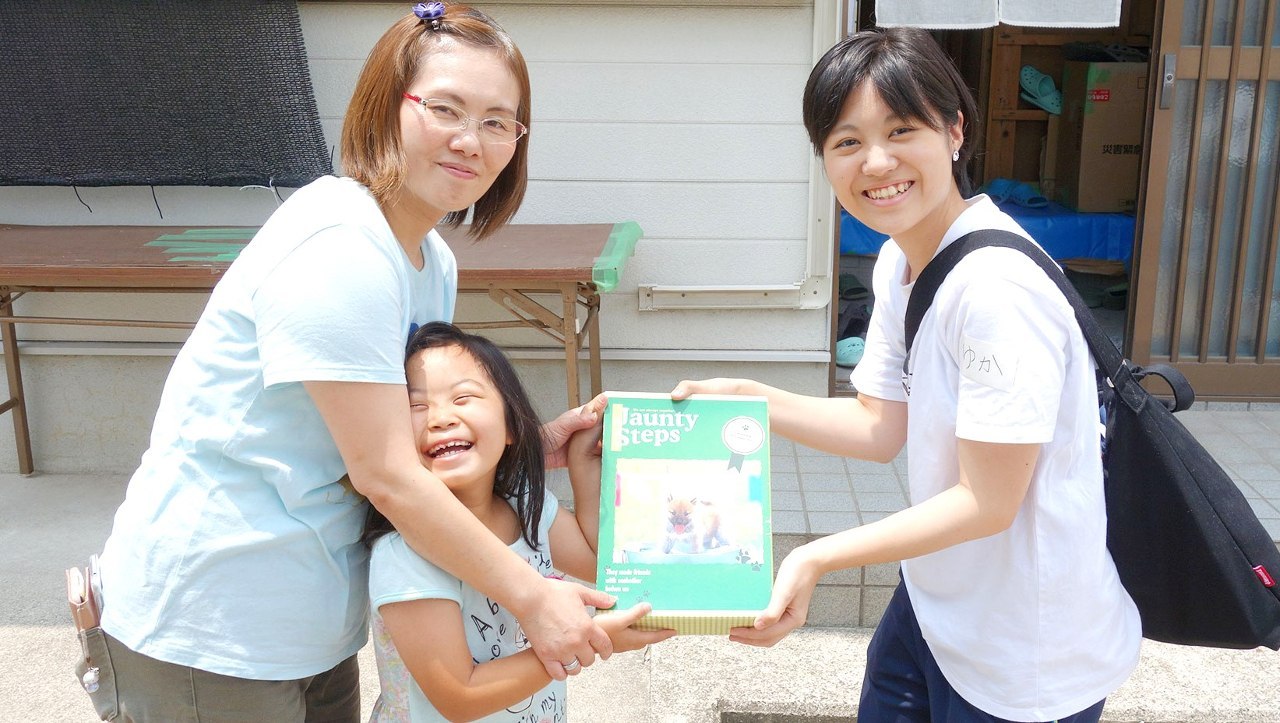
top-left (903, 228), bottom-right (1280, 650)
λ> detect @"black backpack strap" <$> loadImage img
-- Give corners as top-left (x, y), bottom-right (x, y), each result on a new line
top-left (903, 229), bottom-right (1195, 412)
top-left (1129, 363), bottom-right (1196, 413)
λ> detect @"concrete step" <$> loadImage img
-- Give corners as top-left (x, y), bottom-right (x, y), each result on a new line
top-left (566, 629), bottom-right (1280, 723)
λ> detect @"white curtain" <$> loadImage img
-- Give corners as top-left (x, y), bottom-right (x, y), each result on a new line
top-left (875, 0), bottom-right (1122, 29)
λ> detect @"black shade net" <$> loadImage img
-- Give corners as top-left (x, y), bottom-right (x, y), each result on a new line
top-left (0, 0), bottom-right (332, 187)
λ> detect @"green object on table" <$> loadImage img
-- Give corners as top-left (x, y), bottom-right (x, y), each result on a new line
top-left (152, 228), bottom-right (258, 240)
top-left (152, 243), bottom-right (249, 252)
top-left (168, 253), bottom-right (244, 262)
top-left (591, 221), bottom-right (642, 293)
top-left (149, 228), bottom-right (255, 263)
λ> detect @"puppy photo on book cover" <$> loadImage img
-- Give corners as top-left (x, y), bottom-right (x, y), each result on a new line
top-left (610, 459), bottom-right (766, 566)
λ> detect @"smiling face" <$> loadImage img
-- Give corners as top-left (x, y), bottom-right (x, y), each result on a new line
top-left (407, 344), bottom-right (512, 500)
top-left (389, 41), bottom-right (522, 231)
top-left (822, 83), bottom-right (968, 254)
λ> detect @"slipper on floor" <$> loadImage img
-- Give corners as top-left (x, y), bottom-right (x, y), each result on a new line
top-left (1019, 65), bottom-right (1062, 115)
top-left (1074, 286), bottom-right (1104, 309)
top-left (1102, 281), bottom-right (1128, 310)
top-left (981, 178), bottom-right (1049, 208)
top-left (836, 336), bottom-right (865, 368)
top-left (838, 273), bottom-right (868, 301)
top-left (1066, 272), bottom-right (1104, 308)
top-left (838, 302), bottom-right (873, 341)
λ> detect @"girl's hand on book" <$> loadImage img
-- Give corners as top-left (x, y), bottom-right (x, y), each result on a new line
top-left (670, 378), bottom-right (747, 400)
top-left (595, 603), bottom-right (676, 653)
top-left (728, 547), bottom-right (820, 647)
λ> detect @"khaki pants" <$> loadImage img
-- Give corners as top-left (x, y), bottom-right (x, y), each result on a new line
top-left (77, 628), bottom-right (360, 722)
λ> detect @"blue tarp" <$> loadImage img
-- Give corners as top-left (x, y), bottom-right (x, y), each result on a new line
top-left (839, 202), bottom-right (1134, 265)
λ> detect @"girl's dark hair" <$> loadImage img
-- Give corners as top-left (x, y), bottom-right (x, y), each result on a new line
top-left (802, 27), bottom-right (980, 197)
top-left (363, 322), bottom-right (546, 549)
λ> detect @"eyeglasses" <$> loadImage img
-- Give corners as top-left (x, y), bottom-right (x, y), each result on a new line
top-left (402, 94), bottom-right (527, 145)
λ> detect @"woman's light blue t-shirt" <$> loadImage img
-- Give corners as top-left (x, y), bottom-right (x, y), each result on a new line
top-left (98, 176), bottom-right (458, 679)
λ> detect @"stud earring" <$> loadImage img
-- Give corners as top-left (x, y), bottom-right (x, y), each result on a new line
top-left (952, 149), bottom-right (960, 162)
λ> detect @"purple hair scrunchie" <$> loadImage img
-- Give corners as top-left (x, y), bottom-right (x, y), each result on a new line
top-left (413, 2), bottom-right (446, 30)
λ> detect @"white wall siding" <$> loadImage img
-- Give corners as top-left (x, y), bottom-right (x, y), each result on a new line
top-left (308, 1), bottom-right (828, 350)
top-left (0, 185), bottom-right (292, 226)
top-left (0, 355), bottom-right (171, 474)
top-left (1, 2), bottom-right (834, 473)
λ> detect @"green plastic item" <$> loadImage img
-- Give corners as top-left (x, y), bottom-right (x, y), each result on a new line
top-left (151, 228), bottom-right (258, 240)
top-left (149, 229), bottom-right (255, 263)
top-left (146, 224), bottom-right (645, 280)
top-left (591, 221), bottom-right (642, 292)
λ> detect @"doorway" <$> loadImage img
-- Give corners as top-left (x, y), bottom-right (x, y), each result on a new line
top-left (832, 1), bottom-right (1159, 397)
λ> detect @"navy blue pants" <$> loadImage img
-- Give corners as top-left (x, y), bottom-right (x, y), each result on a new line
top-left (857, 583), bottom-right (1106, 723)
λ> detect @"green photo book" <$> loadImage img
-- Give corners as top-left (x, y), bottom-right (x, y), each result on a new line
top-left (597, 392), bottom-right (772, 635)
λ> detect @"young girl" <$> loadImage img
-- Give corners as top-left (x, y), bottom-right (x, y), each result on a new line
top-left (91, 5), bottom-right (609, 720)
top-left (365, 322), bottom-right (674, 722)
top-left (675, 28), bottom-right (1140, 722)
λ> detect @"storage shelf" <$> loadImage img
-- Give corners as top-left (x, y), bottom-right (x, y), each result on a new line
top-left (991, 109), bottom-right (1051, 122)
top-left (979, 5), bottom-right (1154, 188)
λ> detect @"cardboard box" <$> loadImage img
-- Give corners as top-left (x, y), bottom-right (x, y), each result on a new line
top-left (1054, 61), bottom-right (1148, 212)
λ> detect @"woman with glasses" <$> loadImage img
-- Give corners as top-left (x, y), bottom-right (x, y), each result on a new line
top-left (89, 4), bottom-right (617, 721)
top-left (673, 27), bottom-right (1139, 722)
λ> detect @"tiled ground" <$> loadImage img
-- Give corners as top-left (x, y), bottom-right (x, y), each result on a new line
top-left (768, 403), bottom-right (1280, 627)
top-left (771, 405), bottom-right (1280, 539)
top-left (550, 403), bottom-right (1280, 627)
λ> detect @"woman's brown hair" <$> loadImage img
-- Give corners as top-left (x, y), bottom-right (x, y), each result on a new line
top-left (340, 4), bottom-right (531, 239)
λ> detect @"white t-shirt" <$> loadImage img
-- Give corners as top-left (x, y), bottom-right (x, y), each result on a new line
top-left (98, 176), bottom-right (458, 680)
top-left (851, 196), bottom-right (1141, 721)
top-left (368, 493), bottom-right (566, 723)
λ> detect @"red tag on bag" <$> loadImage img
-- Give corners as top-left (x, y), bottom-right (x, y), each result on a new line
top-left (1089, 89), bottom-right (1111, 102)
top-left (1256, 565), bottom-right (1276, 588)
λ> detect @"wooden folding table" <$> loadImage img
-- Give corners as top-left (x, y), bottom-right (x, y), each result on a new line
top-left (0, 222), bottom-right (640, 474)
